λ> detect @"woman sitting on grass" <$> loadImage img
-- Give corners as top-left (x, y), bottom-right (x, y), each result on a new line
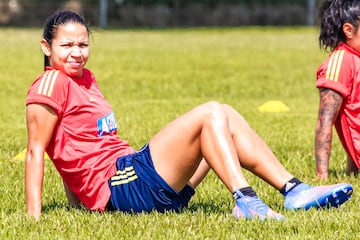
top-left (25, 10), bottom-right (353, 221)
top-left (314, 0), bottom-right (360, 179)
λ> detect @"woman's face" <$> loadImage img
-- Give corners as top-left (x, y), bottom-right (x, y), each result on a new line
top-left (42, 22), bottom-right (89, 77)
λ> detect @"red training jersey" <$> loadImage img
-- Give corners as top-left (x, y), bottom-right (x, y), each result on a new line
top-left (26, 67), bottom-right (136, 211)
top-left (316, 43), bottom-right (360, 168)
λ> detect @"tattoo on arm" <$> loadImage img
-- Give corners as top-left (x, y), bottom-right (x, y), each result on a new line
top-left (315, 88), bottom-right (343, 176)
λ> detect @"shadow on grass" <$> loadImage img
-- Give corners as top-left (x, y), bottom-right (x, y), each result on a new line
top-left (328, 169), bottom-right (359, 179)
top-left (186, 201), bottom-right (227, 214)
top-left (41, 200), bottom-right (227, 216)
top-left (42, 200), bottom-right (76, 213)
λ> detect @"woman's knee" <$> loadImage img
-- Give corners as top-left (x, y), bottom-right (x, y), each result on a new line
top-left (200, 101), bottom-right (228, 125)
top-left (222, 103), bottom-right (246, 122)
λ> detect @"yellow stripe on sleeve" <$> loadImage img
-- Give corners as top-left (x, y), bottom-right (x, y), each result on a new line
top-left (333, 50), bottom-right (345, 82)
top-left (37, 71), bottom-right (49, 95)
top-left (325, 50), bottom-right (345, 82)
top-left (46, 71), bottom-right (59, 96)
top-left (37, 70), bottom-right (59, 96)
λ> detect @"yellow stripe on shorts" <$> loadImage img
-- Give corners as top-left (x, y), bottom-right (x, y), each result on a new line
top-left (110, 166), bottom-right (138, 186)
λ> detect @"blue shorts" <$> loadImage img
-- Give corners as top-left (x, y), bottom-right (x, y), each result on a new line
top-left (107, 143), bottom-right (195, 213)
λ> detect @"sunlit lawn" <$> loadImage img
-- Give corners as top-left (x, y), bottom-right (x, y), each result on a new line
top-left (0, 27), bottom-right (358, 239)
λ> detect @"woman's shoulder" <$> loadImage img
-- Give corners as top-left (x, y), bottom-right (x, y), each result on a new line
top-left (28, 68), bottom-right (77, 101)
top-left (35, 68), bottom-right (72, 85)
top-left (27, 69), bottom-right (72, 113)
top-left (334, 43), bottom-right (360, 62)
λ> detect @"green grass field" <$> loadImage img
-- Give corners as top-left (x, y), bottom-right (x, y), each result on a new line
top-left (0, 27), bottom-right (359, 239)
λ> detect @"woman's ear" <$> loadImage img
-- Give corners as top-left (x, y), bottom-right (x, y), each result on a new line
top-left (40, 39), bottom-right (51, 56)
top-left (343, 23), bottom-right (354, 40)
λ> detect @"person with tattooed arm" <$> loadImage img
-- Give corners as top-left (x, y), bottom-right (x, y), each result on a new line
top-left (315, 0), bottom-right (360, 179)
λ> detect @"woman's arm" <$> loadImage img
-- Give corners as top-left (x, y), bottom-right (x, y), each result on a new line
top-left (25, 103), bottom-right (58, 219)
top-left (315, 88), bottom-right (343, 179)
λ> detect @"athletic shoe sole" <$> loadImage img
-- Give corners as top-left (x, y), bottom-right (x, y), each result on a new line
top-left (285, 183), bottom-right (353, 210)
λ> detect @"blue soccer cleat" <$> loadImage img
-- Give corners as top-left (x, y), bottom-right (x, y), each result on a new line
top-left (232, 190), bottom-right (285, 221)
top-left (284, 183), bottom-right (353, 210)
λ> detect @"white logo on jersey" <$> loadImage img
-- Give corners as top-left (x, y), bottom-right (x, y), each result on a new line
top-left (97, 112), bottom-right (117, 136)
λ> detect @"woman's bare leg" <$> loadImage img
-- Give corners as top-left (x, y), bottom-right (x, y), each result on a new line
top-left (223, 104), bottom-right (293, 190)
top-left (149, 101), bottom-right (250, 192)
top-left (149, 101), bottom-right (292, 193)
